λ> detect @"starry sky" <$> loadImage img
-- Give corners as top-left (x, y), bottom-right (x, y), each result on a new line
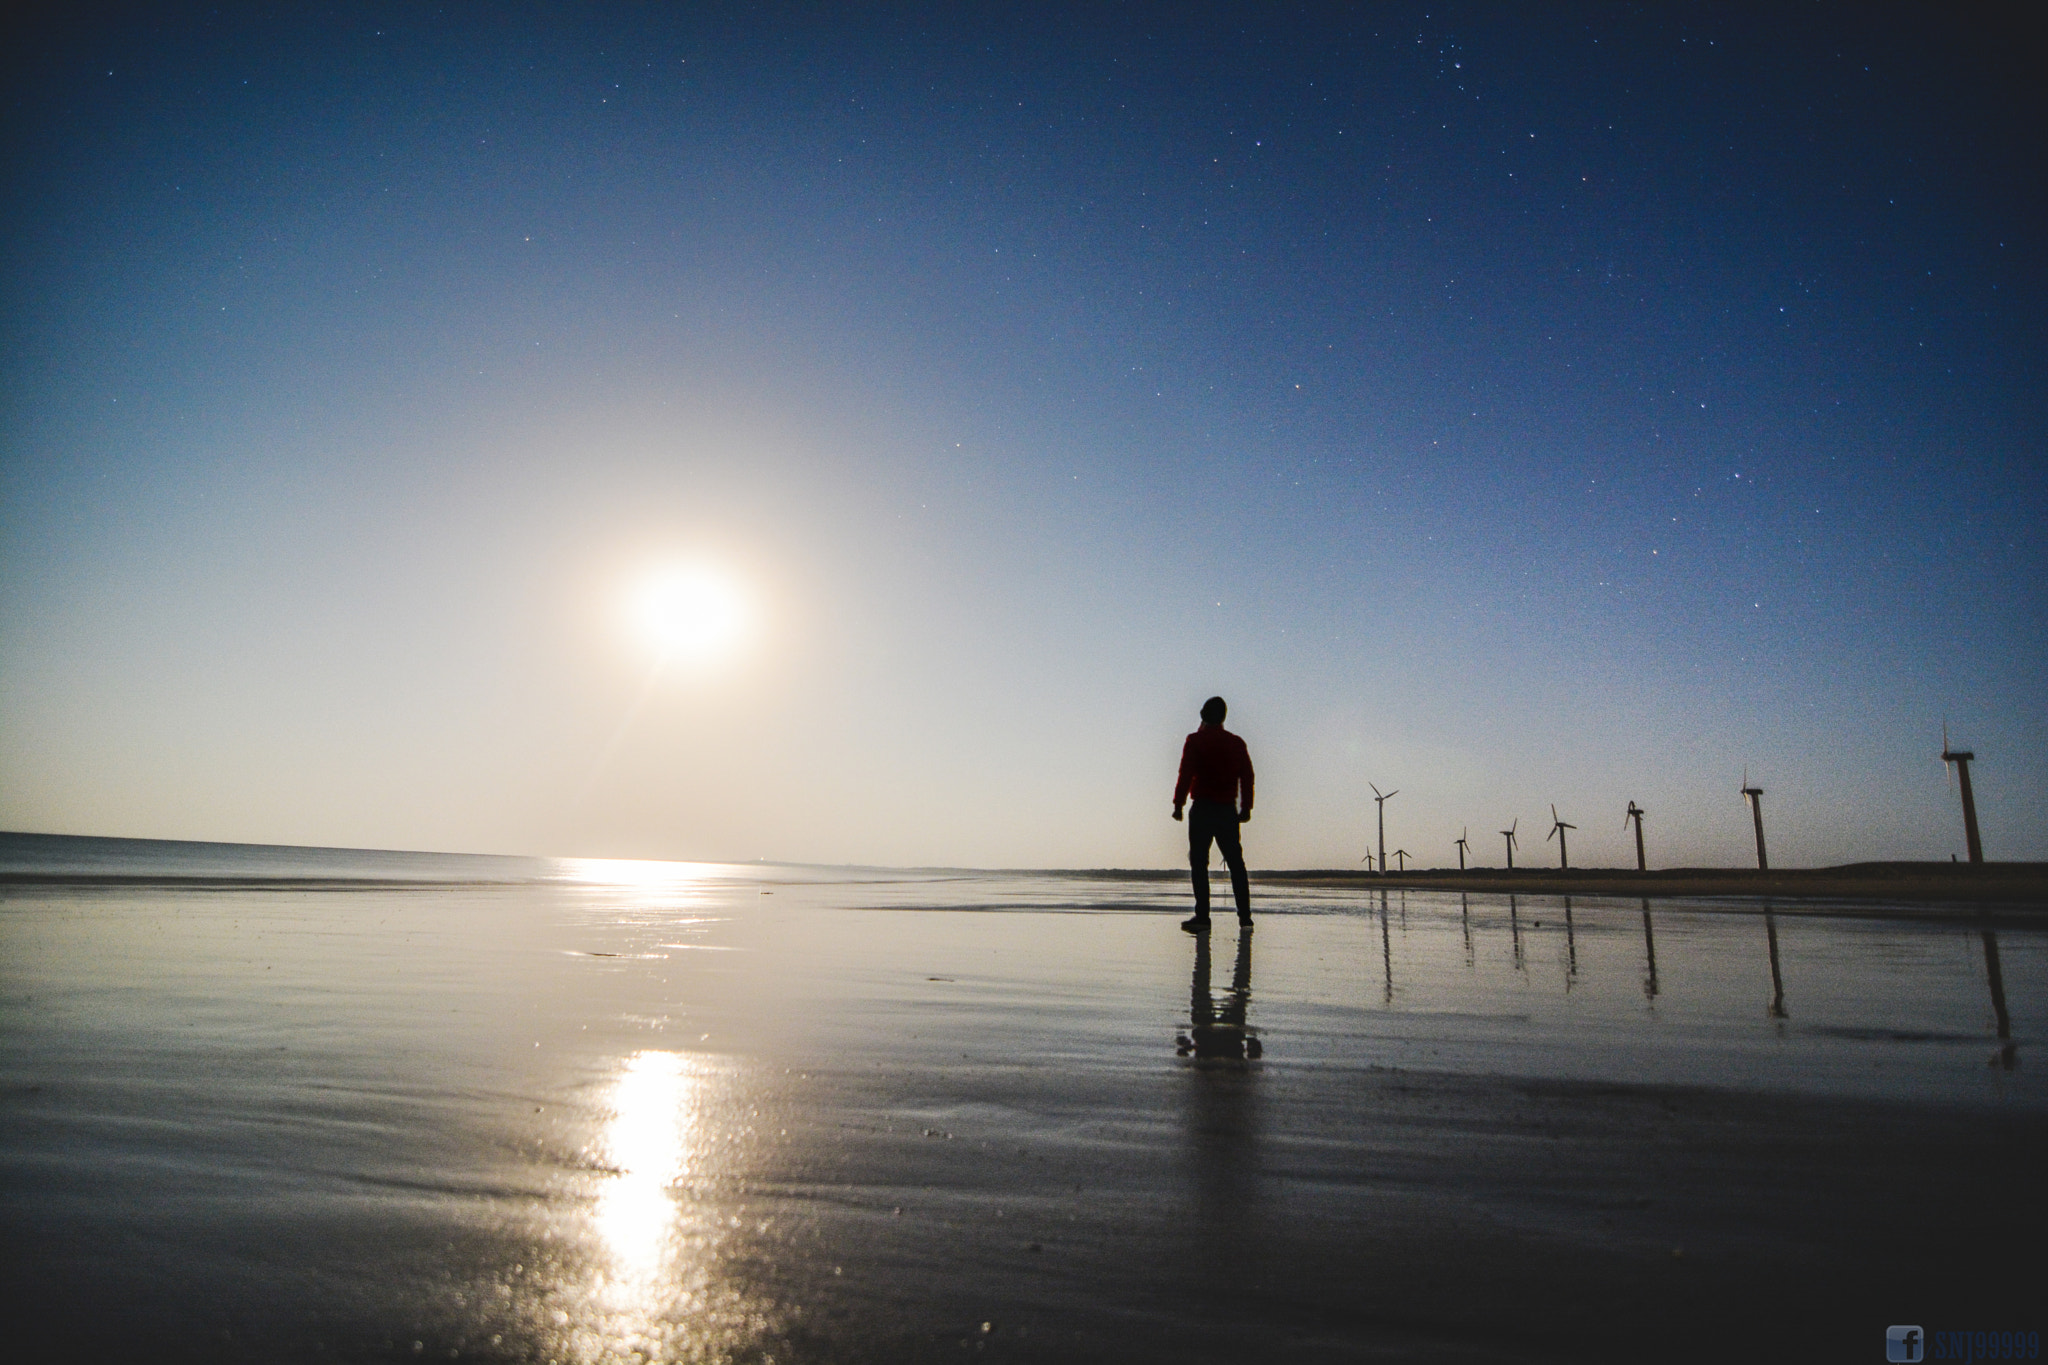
top-left (3, 3), bottom-right (2043, 870)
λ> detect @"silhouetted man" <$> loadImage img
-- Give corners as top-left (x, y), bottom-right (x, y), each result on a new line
top-left (1172, 696), bottom-right (1254, 932)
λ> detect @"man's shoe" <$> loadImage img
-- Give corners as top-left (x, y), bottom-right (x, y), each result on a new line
top-left (1181, 915), bottom-right (1211, 933)
top-left (1238, 913), bottom-right (1254, 928)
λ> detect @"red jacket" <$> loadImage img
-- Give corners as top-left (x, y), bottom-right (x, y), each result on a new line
top-left (1174, 725), bottom-right (1254, 812)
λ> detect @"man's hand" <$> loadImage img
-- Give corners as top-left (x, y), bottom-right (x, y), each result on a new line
top-left (1238, 809), bottom-right (1252, 824)
top-left (1171, 806), bottom-right (1184, 822)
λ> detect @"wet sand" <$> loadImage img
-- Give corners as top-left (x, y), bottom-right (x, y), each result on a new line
top-left (3, 857), bottom-right (2043, 1362)
top-left (14, 1057), bottom-right (2041, 1362)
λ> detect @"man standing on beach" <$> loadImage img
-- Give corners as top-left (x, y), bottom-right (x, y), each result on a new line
top-left (1172, 696), bottom-right (1254, 932)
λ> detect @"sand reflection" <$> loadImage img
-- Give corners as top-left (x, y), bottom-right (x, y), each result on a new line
top-left (542, 1049), bottom-right (777, 1364)
top-left (552, 857), bottom-right (731, 935)
top-left (556, 857), bottom-right (717, 894)
top-left (594, 1050), bottom-right (701, 1283)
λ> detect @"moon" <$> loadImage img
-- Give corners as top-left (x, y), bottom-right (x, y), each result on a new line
top-left (628, 563), bottom-right (751, 665)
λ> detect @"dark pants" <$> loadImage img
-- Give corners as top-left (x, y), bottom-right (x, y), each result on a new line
top-left (1187, 799), bottom-right (1250, 917)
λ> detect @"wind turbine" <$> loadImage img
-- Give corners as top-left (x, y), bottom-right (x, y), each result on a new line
top-left (1740, 768), bottom-right (1768, 870)
top-left (1370, 783), bottom-right (1398, 877)
top-left (1453, 827), bottom-right (1471, 871)
top-left (1361, 849), bottom-right (1376, 872)
top-left (1391, 848), bottom-right (1411, 872)
top-left (1624, 801), bottom-right (1647, 871)
top-left (1547, 805), bottom-right (1576, 870)
top-left (1500, 819), bottom-right (1518, 870)
top-left (1941, 723), bottom-right (1984, 864)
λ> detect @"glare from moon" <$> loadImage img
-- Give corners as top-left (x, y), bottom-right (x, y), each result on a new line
top-left (629, 564), bottom-right (752, 666)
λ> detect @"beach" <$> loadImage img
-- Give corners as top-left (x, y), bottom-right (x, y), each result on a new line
top-left (3, 836), bottom-right (2043, 1362)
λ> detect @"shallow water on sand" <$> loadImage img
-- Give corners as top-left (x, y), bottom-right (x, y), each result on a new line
top-left (3, 837), bottom-right (2041, 1361)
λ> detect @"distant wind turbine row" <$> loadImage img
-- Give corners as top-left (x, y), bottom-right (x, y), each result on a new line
top-left (1367, 730), bottom-right (1990, 872)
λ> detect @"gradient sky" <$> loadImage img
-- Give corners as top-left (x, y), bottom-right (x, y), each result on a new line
top-left (4, 3), bottom-right (2043, 870)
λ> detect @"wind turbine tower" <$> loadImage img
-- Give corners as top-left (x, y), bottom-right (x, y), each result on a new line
top-left (1624, 801), bottom-right (1647, 871)
top-left (1392, 848), bottom-right (1411, 872)
top-left (1740, 770), bottom-right (1768, 871)
top-left (1500, 820), bottom-right (1518, 870)
top-left (1370, 783), bottom-right (1398, 878)
top-left (1547, 805), bottom-right (1576, 870)
top-left (1454, 827), bottom-right (1471, 871)
top-left (1941, 726), bottom-right (1984, 864)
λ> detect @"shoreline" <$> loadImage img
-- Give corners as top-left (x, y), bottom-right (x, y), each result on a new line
top-left (1074, 860), bottom-right (2048, 907)
top-left (6, 837), bottom-right (2044, 909)
top-left (1275, 861), bottom-right (2048, 906)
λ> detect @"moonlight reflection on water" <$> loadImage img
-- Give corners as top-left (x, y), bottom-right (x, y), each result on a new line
top-left (594, 1051), bottom-right (699, 1285)
top-left (555, 1049), bottom-right (781, 1364)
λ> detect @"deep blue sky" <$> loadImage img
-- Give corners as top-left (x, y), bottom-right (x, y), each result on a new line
top-left (4, 3), bottom-right (2043, 868)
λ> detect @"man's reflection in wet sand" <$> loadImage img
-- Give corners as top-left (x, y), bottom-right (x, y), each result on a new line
top-left (1178, 926), bottom-right (1261, 1063)
top-left (1177, 927), bottom-right (1262, 1275)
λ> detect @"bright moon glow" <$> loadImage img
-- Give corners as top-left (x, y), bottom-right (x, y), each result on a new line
top-left (629, 564), bottom-right (751, 664)
top-left (556, 856), bottom-right (713, 889)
